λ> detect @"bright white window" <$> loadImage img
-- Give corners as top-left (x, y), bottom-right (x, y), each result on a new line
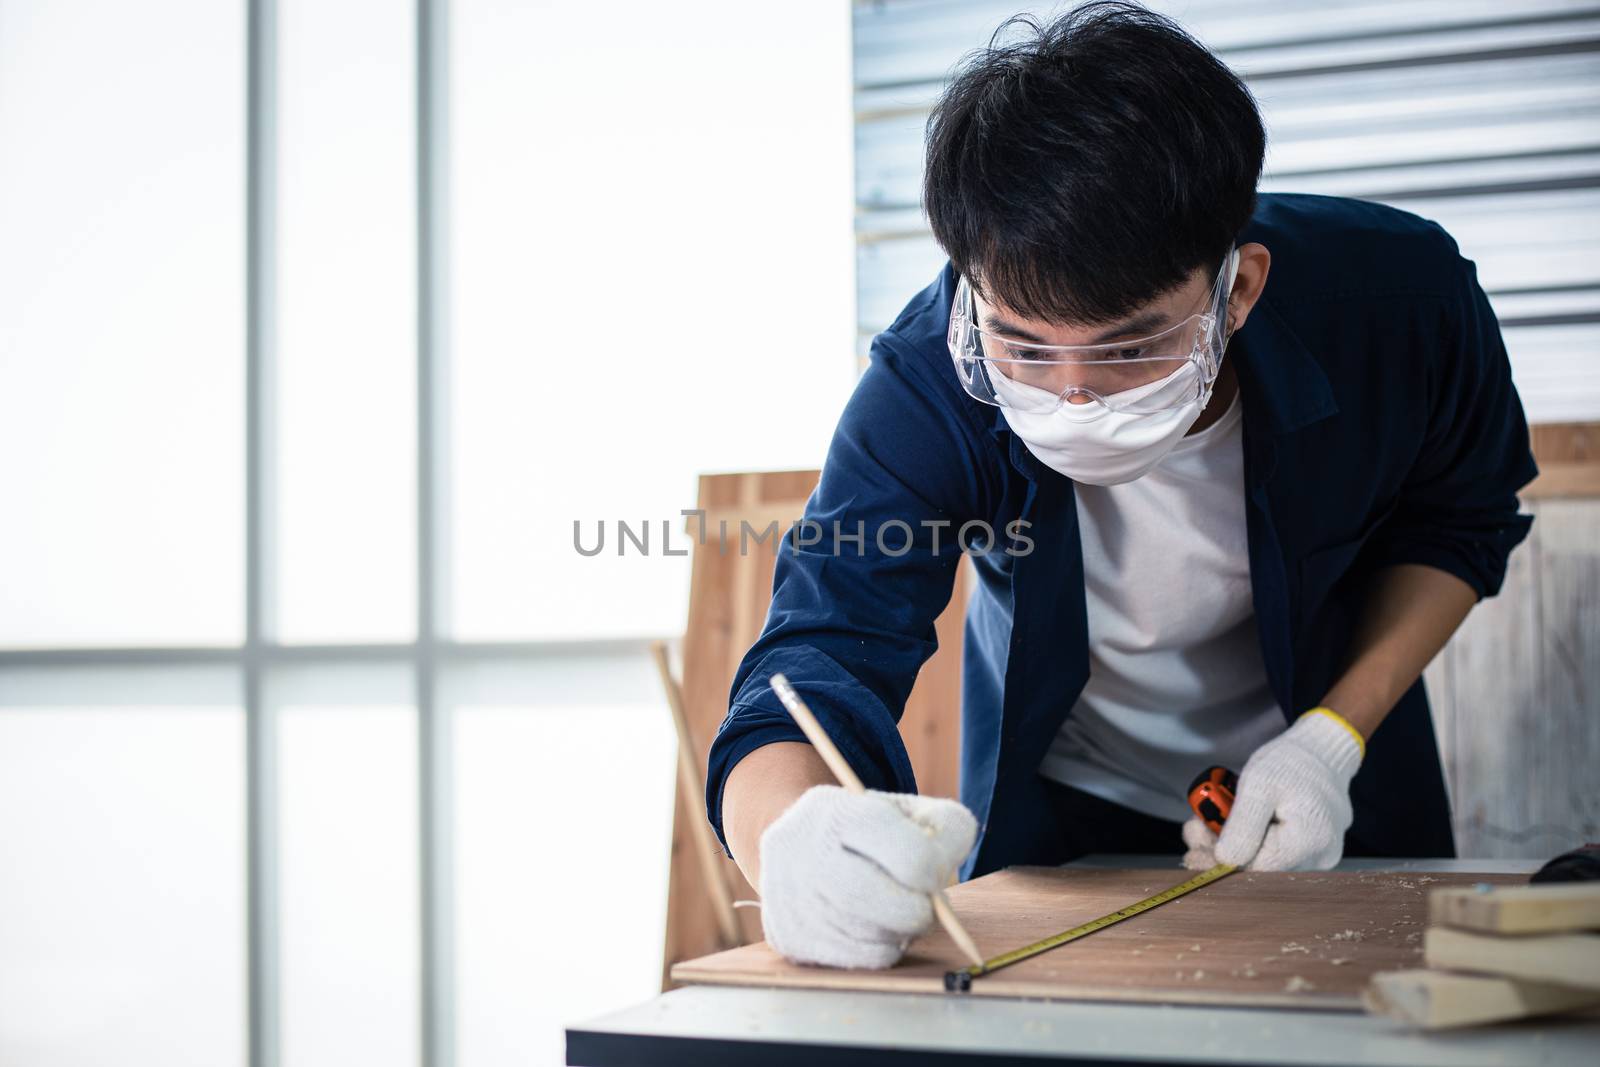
top-left (278, 695), bottom-right (421, 1067)
top-left (0, 0), bottom-right (245, 648)
top-left (0, 2), bottom-right (855, 1067)
top-left (449, 0), bottom-right (858, 641)
top-left (453, 695), bottom-right (674, 1067)
top-left (0, 699), bottom-right (246, 1067)
top-left (276, 0), bottom-right (419, 644)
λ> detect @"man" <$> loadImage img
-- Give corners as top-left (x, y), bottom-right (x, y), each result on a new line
top-left (705, 3), bottom-right (1536, 970)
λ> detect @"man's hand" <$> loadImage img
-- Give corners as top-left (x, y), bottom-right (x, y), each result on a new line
top-left (758, 785), bottom-right (977, 969)
top-left (1180, 818), bottom-right (1221, 870)
top-left (1193, 709), bottom-right (1365, 871)
top-left (1181, 564), bottom-right (1473, 871)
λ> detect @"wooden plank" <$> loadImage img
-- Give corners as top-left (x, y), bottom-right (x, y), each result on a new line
top-left (1430, 884), bottom-right (1600, 934)
top-left (1425, 926), bottom-right (1600, 990)
top-left (1526, 423), bottom-right (1600, 498)
top-left (1526, 463), bottom-right (1600, 499)
top-left (654, 642), bottom-right (740, 950)
top-left (1363, 969), bottom-right (1600, 1030)
top-left (673, 866), bottom-right (1525, 1010)
top-left (1531, 423), bottom-right (1598, 464)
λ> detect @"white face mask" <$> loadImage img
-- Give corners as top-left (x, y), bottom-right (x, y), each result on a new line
top-left (999, 252), bottom-right (1239, 486)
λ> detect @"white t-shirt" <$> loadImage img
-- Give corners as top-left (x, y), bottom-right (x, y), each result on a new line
top-left (1038, 394), bottom-right (1287, 822)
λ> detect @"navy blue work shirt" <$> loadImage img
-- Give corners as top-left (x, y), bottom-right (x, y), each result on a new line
top-left (706, 193), bottom-right (1537, 877)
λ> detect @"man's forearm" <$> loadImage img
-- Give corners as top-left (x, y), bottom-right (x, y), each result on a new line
top-left (722, 741), bottom-right (834, 889)
top-left (1321, 563), bottom-right (1478, 739)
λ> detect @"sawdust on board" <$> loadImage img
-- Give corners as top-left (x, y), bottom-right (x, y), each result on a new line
top-left (1284, 976), bottom-right (1316, 993)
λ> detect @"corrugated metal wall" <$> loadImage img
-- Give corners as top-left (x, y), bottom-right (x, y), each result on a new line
top-left (852, 0), bottom-right (1600, 424)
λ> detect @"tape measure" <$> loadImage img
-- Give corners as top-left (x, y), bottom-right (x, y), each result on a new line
top-left (945, 764), bottom-right (1243, 993)
top-left (943, 861), bottom-right (1236, 991)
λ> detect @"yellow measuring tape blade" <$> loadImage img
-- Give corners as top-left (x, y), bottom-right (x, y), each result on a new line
top-left (944, 863), bottom-right (1237, 992)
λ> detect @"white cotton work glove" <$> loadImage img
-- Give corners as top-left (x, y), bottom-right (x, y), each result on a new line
top-left (758, 784), bottom-right (978, 969)
top-left (1186, 709), bottom-right (1365, 872)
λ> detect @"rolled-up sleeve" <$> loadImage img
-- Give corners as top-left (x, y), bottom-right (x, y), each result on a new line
top-left (704, 336), bottom-right (1000, 858)
top-left (1366, 254), bottom-right (1538, 597)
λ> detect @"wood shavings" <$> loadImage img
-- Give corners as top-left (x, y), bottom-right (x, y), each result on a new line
top-left (1330, 929), bottom-right (1364, 942)
top-left (1284, 976), bottom-right (1316, 993)
top-left (1329, 958), bottom-right (1353, 966)
top-left (1279, 941), bottom-right (1311, 954)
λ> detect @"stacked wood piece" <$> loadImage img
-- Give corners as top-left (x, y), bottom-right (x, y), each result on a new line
top-left (1363, 882), bottom-right (1600, 1029)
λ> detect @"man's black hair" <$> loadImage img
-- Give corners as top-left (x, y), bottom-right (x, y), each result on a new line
top-left (923, 2), bottom-right (1265, 325)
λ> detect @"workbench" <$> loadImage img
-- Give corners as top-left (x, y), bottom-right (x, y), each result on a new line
top-left (567, 857), bottom-right (1600, 1066)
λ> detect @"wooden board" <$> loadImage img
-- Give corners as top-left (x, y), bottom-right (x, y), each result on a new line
top-left (672, 866), bottom-right (1526, 1010)
top-left (1526, 422), bottom-right (1600, 498)
top-left (1363, 969), bottom-right (1600, 1030)
top-left (1429, 883), bottom-right (1600, 934)
top-left (1424, 926), bottom-right (1600, 990)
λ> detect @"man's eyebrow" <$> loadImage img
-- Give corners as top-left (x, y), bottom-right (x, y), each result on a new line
top-left (1088, 311), bottom-right (1169, 343)
top-left (979, 315), bottom-right (1049, 344)
top-left (981, 309), bottom-right (1173, 345)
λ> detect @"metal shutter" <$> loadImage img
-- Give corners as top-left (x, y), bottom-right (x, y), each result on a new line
top-left (852, 0), bottom-right (1600, 423)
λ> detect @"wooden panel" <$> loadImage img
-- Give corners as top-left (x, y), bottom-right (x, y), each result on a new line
top-left (661, 470), bottom-right (971, 987)
top-left (1527, 422), bottom-right (1600, 498)
top-left (1430, 883), bottom-right (1600, 934)
top-left (1363, 969), bottom-right (1600, 1029)
top-left (1425, 926), bottom-right (1600, 990)
top-left (672, 866), bottom-right (1525, 1010)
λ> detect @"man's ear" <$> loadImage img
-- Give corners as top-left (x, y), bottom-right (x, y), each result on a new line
top-left (1227, 242), bottom-right (1271, 334)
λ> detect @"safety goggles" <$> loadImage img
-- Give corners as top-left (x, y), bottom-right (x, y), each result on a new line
top-left (947, 250), bottom-right (1236, 417)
